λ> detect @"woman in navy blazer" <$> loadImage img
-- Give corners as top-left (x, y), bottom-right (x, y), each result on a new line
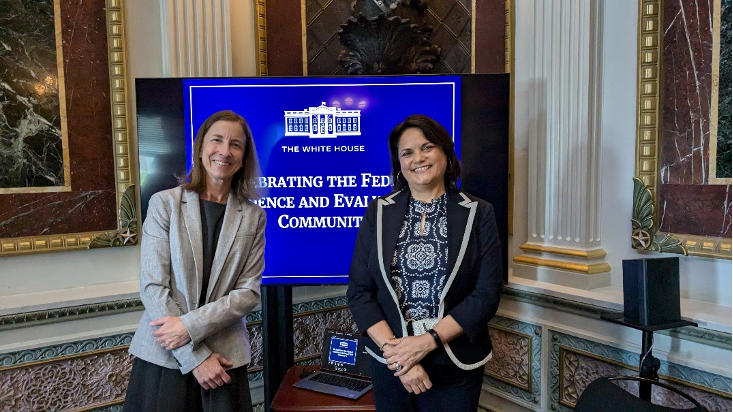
top-left (347, 115), bottom-right (503, 411)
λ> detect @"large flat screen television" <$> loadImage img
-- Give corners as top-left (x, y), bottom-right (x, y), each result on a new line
top-left (136, 74), bottom-right (509, 285)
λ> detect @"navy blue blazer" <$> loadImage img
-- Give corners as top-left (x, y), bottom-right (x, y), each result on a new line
top-left (347, 189), bottom-right (503, 370)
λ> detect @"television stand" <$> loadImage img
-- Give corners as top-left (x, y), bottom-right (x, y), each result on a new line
top-left (262, 285), bottom-right (294, 412)
top-left (599, 313), bottom-right (697, 402)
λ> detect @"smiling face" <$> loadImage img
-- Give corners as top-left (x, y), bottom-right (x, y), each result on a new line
top-left (397, 127), bottom-right (448, 194)
top-left (200, 120), bottom-right (246, 188)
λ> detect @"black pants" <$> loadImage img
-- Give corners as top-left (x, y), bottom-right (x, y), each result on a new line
top-left (124, 358), bottom-right (253, 412)
top-left (369, 348), bottom-right (484, 412)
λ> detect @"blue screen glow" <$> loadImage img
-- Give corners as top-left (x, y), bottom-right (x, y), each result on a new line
top-left (328, 337), bottom-right (358, 366)
top-left (183, 76), bottom-right (461, 284)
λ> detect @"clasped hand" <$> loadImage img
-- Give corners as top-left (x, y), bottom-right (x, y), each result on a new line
top-left (150, 316), bottom-right (190, 351)
top-left (193, 353), bottom-right (233, 390)
top-left (397, 363), bottom-right (432, 394)
top-left (150, 317), bottom-right (231, 390)
top-left (383, 334), bottom-right (436, 377)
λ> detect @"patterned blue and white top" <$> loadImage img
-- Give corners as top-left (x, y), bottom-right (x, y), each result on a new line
top-left (390, 193), bottom-right (449, 327)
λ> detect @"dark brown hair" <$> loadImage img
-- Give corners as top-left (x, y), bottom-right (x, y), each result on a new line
top-left (182, 110), bottom-right (261, 201)
top-left (388, 114), bottom-right (461, 192)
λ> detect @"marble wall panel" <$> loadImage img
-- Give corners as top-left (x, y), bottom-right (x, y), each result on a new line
top-left (661, 0), bottom-right (713, 185)
top-left (716, 0), bottom-right (732, 179)
top-left (0, 0), bottom-right (116, 238)
top-left (0, 0), bottom-right (67, 190)
top-left (659, 183), bottom-right (732, 237)
top-left (659, 0), bottom-right (732, 237)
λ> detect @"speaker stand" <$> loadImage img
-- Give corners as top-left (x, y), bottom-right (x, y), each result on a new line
top-left (600, 313), bottom-right (696, 402)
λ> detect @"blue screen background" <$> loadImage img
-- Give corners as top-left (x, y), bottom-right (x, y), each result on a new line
top-left (328, 337), bottom-right (357, 366)
top-left (183, 76), bottom-right (461, 284)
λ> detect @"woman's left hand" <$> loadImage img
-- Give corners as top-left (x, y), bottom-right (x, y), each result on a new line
top-left (383, 334), bottom-right (436, 376)
top-left (150, 316), bottom-right (191, 350)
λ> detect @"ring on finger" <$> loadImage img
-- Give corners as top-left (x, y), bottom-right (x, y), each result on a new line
top-left (394, 362), bottom-right (402, 372)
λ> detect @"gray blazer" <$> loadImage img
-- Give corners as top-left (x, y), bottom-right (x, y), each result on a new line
top-left (129, 186), bottom-right (265, 374)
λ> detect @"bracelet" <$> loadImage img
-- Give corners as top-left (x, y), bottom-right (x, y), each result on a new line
top-left (380, 335), bottom-right (396, 352)
top-left (427, 329), bottom-right (442, 349)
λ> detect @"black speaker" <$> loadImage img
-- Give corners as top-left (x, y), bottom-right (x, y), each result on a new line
top-left (622, 257), bottom-right (681, 326)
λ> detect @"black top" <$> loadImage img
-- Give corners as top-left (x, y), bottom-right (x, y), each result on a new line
top-left (390, 194), bottom-right (448, 324)
top-left (199, 199), bottom-right (227, 307)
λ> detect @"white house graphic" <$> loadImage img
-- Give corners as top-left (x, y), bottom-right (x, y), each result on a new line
top-left (284, 102), bottom-right (361, 138)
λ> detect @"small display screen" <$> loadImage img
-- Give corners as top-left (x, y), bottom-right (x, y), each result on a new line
top-left (328, 336), bottom-right (358, 367)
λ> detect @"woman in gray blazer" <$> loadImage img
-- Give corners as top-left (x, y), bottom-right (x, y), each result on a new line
top-left (125, 110), bottom-right (265, 411)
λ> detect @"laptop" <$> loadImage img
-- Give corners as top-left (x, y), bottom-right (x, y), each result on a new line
top-left (292, 329), bottom-right (373, 399)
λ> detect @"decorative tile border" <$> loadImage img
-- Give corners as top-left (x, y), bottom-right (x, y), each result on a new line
top-left (0, 333), bottom-right (133, 368)
top-left (486, 325), bottom-right (533, 392)
top-left (5, 290), bottom-right (726, 350)
top-left (0, 297), bottom-right (355, 411)
top-left (0, 296), bottom-right (350, 330)
top-left (246, 296), bottom-right (350, 324)
top-left (0, 345), bottom-right (133, 411)
top-left (293, 296), bottom-right (349, 314)
top-left (0, 298), bottom-right (143, 330)
top-left (0, 297), bottom-right (352, 369)
top-left (503, 287), bottom-right (732, 349)
top-left (4, 293), bottom-right (730, 411)
top-left (484, 316), bottom-right (542, 406)
top-left (664, 324), bottom-right (733, 349)
top-left (558, 347), bottom-right (731, 410)
top-left (503, 287), bottom-right (607, 317)
top-left (548, 329), bottom-right (732, 411)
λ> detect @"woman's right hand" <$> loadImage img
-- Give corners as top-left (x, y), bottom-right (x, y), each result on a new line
top-left (398, 363), bottom-right (432, 394)
top-left (192, 353), bottom-right (233, 390)
top-left (384, 334), bottom-right (436, 376)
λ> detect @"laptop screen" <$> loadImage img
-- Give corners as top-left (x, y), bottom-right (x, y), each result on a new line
top-left (320, 330), bottom-right (371, 378)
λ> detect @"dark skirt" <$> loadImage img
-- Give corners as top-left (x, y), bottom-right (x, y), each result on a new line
top-left (124, 357), bottom-right (253, 412)
top-left (369, 348), bottom-right (484, 412)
